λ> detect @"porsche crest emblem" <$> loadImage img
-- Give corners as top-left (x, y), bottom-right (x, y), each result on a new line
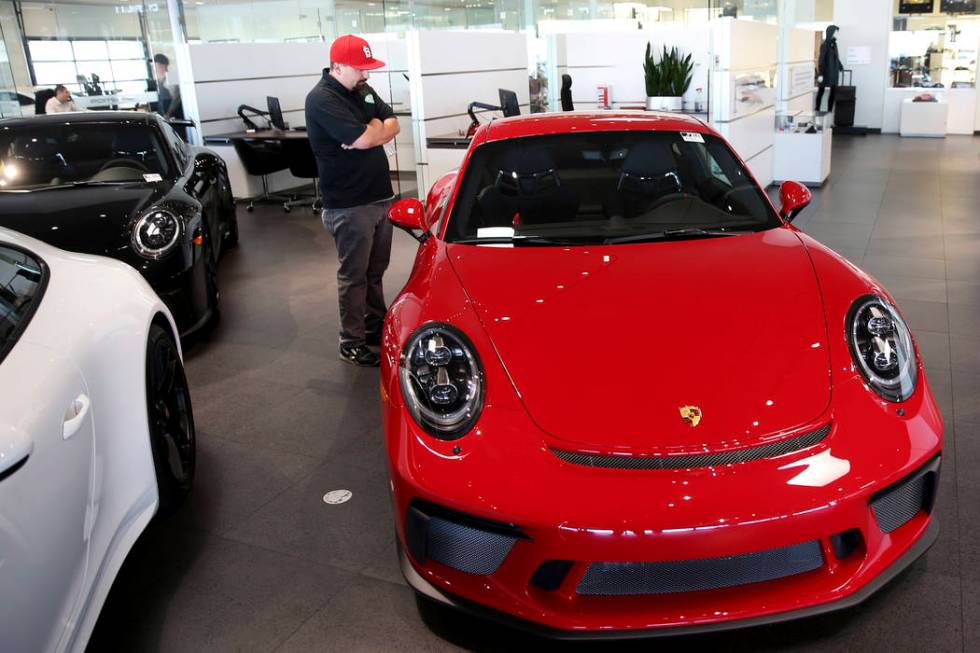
top-left (679, 406), bottom-right (702, 427)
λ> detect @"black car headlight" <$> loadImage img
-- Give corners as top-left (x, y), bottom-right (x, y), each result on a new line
top-left (847, 295), bottom-right (918, 402)
top-left (132, 208), bottom-right (181, 259)
top-left (398, 323), bottom-right (484, 439)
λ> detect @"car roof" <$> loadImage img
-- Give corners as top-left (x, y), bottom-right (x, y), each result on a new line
top-left (481, 111), bottom-right (715, 144)
top-left (0, 111), bottom-right (161, 129)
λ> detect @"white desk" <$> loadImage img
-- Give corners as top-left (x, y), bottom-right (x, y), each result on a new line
top-left (899, 98), bottom-right (948, 138)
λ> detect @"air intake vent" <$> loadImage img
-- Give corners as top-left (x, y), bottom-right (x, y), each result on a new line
top-left (405, 500), bottom-right (524, 575)
top-left (576, 540), bottom-right (823, 596)
top-left (870, 465), bottom-right (937, 534)
top-left (552, 424), bottom-right (831, 470)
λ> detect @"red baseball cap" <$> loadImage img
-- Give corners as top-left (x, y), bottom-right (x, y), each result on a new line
top-left (330, 35), bottom-right (385, 70)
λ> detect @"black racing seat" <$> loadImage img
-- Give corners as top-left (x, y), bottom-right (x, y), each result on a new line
top-left (607, 139), bottom-right (688, 220)
top-left (474, 146), bottom-right (579, 227)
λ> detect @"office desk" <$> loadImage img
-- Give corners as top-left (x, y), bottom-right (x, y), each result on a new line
top-left (203, 128), bottom-right (309, 146)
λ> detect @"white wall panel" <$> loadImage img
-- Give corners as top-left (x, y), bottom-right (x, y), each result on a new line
top-left (714, 18), bottom-right (778, 72)
top-left (420, 70), bottom-right (530, 122)
top-left (831, 0), bottom-right (891, 130)
top-left (417, 31), bottom-right (527, 76)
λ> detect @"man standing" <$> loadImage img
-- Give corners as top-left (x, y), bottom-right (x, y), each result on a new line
top-left (152, 53), bottom-right (181, 119)
top-left (306, 34), bottom-right (400, 367)
top-left (45, 85), bottom-right (79, 113)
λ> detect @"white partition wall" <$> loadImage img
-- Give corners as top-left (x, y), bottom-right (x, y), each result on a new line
top-left (179, 35), bottom-right (414, 198)
top-left (710, 18), bottom-right (778, 188)
top-left (408, 31), bottom-right (529, 194)
top-left (553, 26), bottom-right (710, 112)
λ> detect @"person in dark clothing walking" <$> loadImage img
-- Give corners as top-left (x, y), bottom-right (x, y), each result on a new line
top-left (815, 25), bottom-right (844, 113)
top-left (305, 34), bottom-right (400, 366)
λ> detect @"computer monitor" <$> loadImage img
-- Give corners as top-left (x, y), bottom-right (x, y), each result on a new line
top-left (498, 89), bottom-right (520, 117)
top-left (267, 96), bottom-right (286, 130)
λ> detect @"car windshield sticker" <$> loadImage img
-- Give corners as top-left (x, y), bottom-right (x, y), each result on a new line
top-left (143, 173), bottom-right (163, 182)
top-left (680, 131), bottom-right (705, 143)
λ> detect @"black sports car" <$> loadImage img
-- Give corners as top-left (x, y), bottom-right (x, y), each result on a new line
top-left (0, 111), bottom-right (237, 335)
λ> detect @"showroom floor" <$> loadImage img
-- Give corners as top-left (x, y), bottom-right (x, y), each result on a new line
top-left (89, 135), bottom-right (979, 652)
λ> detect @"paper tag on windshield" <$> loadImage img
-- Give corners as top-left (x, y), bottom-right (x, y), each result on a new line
top-left (680, 131), bottom-right (704, 143)
top-left (143, 173), bottom-right (163, 182)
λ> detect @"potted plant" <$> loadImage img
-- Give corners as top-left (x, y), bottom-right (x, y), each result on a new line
top-left (643, 43), bottom-right (694, 112)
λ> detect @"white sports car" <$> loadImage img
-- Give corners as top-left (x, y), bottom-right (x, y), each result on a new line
top-left (0, 226), bottom-right (196, 652)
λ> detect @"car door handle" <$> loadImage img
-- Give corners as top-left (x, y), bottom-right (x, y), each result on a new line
top-left (63, 394), bottom-right (90, 440)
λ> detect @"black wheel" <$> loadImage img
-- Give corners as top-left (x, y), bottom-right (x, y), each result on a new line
top-left (246, 203), bottom-right (254, 212)
top-left (283, 204), bottom-right (292, 213)
top-left (203, 233), bottom-right (221, 325)
top-left (146, 324), bottom-right (195, 514)
top-left (223, 211), bottom-right (239, 248)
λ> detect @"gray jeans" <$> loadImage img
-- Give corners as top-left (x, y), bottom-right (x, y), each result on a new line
top-left (321, 198), bottom-right (393, 346)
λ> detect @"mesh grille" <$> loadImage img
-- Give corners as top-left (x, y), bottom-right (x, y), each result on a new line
top-left (577, 540), bottom-right (824, 596)
top-left (552, 424), bottom-right (831, 470)
top-left (871, 473), bottom-right (929, 534)
top-left (427, 515), bottom-right (518, 575)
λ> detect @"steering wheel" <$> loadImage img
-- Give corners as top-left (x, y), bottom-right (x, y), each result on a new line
top-left (96, 158), bottom-right (151, 175)
top-left (714, 186), bottom-right (749, 210)
top-left (640, 192), bottom-right (690, 214)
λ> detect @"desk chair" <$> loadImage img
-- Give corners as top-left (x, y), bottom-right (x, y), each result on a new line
top-left (35, 89), bottom-right (56, 114)
top-left (282, 138), bottom-right (321, 213)
top-left (232, 138), bottom-right (291, 211)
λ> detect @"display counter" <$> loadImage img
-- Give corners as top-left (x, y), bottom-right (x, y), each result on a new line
top-left (883, 87), bottom-right (977, 134)
top-left (900, 98), bottom-right (948, 137)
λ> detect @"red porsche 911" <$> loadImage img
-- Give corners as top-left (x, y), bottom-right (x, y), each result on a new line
top-left (380, 112), bottom-right (943, 638)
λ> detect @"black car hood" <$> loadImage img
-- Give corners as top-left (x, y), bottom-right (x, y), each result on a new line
top-left (0, 184), bottom-right (169, 255)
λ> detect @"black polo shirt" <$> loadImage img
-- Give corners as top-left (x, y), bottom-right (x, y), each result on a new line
top-left (305, 71), bottom-right (394, 209)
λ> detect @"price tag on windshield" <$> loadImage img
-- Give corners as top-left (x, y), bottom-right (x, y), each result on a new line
top-left (143, 173), bottom-right (163, 182)
top-left (680, 132), bottom-right (705, 143)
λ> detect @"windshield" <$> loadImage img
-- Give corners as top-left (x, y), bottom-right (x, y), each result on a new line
top-left (444, 130), bottom-right (781, 244)
top-left (0, 122), bottom-right (171, 190)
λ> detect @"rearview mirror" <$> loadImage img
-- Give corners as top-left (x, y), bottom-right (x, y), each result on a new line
top-left (388, 198), bottom-right (427, 242)
top-left (778, 181), bottom-right (812, 223)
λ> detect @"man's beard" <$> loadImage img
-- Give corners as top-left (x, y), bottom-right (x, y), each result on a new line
top-left (355, 80), bottom-right (367, 88)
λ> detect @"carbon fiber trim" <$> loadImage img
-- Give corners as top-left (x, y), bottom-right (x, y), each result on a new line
top-left (871, 472), bottom-right (929, 534)
top-left (551, 424), bottom-right (831, 470)
top-left (427, 515), bottom-right (518, 575)
top-left (577, 540), bottom-right (824, 596)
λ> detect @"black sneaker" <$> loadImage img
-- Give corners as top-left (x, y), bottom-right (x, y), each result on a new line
top-left (339, 343), bottom-right (380, 367)
top-left (365, 331), bottom-right (382, 347)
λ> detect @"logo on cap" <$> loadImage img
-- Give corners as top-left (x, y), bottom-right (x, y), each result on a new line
top-left (363, 46), bottom-right (372, 58)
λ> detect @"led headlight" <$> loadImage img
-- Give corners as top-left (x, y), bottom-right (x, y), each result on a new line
top-left (398, 323), bottom-right (484, 439)
top-left (132, 208), bottom-right (181, 259)
top-left (847, 295), bottom-right (918, 402)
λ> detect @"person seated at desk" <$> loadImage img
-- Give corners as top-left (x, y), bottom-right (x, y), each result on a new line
top-left (45, 85), bottom-right (80, 114)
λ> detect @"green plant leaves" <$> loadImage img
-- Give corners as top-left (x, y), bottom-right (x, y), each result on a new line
top-left (643, 43), bottom-right (695, 98)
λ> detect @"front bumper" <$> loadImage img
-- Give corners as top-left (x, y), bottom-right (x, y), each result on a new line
top-left (385, 374), bottom-right (944, 636)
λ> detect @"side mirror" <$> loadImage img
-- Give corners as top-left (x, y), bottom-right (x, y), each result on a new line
top-left (388, 198), bottom-right (427, 242)
top-left (778, 181), bottom-right (812, 223)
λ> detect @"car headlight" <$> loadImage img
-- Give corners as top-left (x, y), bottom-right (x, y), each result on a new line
top-left (847, 295), bottom-right (918, 402)
top-left (132, 208), bottom-right (181, 259)
top-left (398, 323), bottom-right (484, 439)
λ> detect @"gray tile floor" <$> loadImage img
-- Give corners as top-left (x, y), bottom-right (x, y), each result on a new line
top-left (89, 135), bottom-right (979, 652)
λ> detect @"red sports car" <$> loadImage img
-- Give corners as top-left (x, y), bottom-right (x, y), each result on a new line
top-left (380, 112), bottom-right (943, 638)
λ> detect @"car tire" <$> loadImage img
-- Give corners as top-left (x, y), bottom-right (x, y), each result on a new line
top-left (204, 231), bottom-right (221, 326)
top-left (146, 323), bottom-right (196, 514)
top-left (224, 213), bottom-right (240, 249)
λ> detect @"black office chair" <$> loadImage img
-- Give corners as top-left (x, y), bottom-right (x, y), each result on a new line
top-left (232, 138), bottom-right (291, 211)
top-left (35, 89), bottom-right (56, 115)
top-left (560, 74), bottom-right (574, 111)
top-left (282, 138), bottom-right (321, 213)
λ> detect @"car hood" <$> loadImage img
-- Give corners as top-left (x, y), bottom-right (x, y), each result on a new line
top-left (0, 184), bottom-right (166, 255)
top-left (448, 228), bottom-right (832, 452)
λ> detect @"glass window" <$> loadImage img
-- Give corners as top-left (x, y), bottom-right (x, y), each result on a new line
top-left (27, 40), bottom-right (72, 61)
top-left (0, 122), bottom-right (172, 190)
top-left (108, 40), bottom-right (144, 60)
top-left (0, 245), bottom-right (46, 364)
top-left (72, 40), bottom-right (109, 61)
top-left (445, 130), bottom-right (780, 244)
top-left (33, 61), bottom-right (77, 85)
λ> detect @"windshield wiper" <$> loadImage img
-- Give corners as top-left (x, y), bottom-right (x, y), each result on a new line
top-left (451, 235), bottom-right (588, 247)
top-left (604, 226), bottom-right (754, 245)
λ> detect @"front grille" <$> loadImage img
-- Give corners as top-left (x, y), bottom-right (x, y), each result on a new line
top-left (576, 540), bottom-right (823, 596)
top-left (870, 470), bottom-right (934, 534)
top-left (552, 424), bottom-right (831, 470)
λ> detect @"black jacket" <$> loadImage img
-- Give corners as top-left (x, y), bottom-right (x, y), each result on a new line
top-left (818, 25), bottom-right (844, 87)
